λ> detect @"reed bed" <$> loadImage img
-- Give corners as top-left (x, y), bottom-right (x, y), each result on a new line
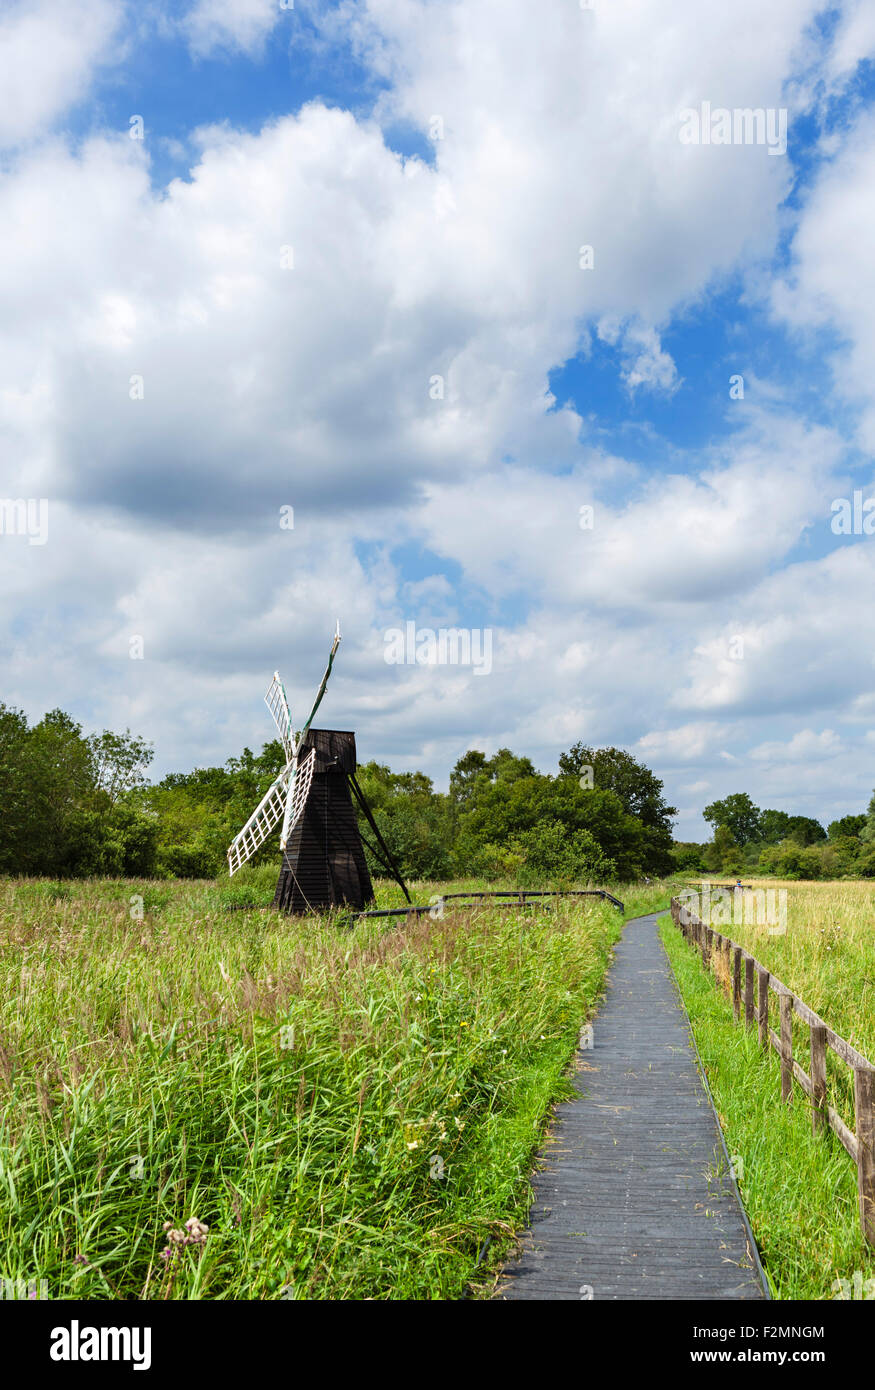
top-left (0, 873), bottom-right (667, 1299)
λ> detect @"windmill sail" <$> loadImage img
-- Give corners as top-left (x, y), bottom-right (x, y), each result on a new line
top-left (264, 672), bottom-right (294, 762)
top-left (279, 745), bottom-right (316, 850)
top-left (296, 621), bottom-right (341, 747)
top-left (227, 748), bottom-right (316, 876)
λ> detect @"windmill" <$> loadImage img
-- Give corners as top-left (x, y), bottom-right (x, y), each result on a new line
top-left (227, 624), bottom-right (410, 914)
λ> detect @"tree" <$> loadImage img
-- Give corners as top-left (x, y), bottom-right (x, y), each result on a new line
top-left (25, 709), bottom-right (95, 873)
top-left (862, 791), bottom-right (875, 845)
top-left (450, 748), bottom-right (536, 805)
top-left (557, 743), bottom-right (678, 826)
top-left (454, 769), bottom-right (647, 880)
top-left (557, 743), bottom-right (677, 875)
top-left (783, 815), bottom-right (826, 846)
top-left (759, 809), bottom-right (791, 845)
top-left (87, 729), bottom-right (154, 804)
top-left (0, 704), bottom-right (30, 873)
top-left (448, 750), bottom-right (489, 808)
top-left (703, 793), bottom-right (761, 846)
top-left (828, 814), bottom-right (866, 840)
top-left (355, 761), bottom-right (452, 880)
top-left (704, 824), bottom-right (741, 873)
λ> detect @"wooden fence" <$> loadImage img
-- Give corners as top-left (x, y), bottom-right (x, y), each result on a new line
top-left (669, 896), bottom-right (875, 1247)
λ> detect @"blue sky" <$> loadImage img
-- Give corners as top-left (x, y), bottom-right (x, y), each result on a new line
top-left (2, 0), bottom-right (875, 839)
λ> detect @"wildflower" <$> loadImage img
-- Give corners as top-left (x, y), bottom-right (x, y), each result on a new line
top-left (160, 1216), bottom-right (210, 1270)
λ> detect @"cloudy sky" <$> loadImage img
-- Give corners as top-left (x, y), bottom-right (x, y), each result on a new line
top-left (1, 0), bottom-right (874, 839)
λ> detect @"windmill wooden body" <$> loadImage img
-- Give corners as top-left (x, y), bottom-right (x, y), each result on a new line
top-left (227, 625), bottom-right (407, 914)
top-left (272, 727), bottom-right (372, 912)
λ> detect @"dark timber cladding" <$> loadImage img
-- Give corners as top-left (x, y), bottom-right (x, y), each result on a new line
top-left (498, 912), bottom-right (767, 1300)
top-left (272, 729), bottom-right (374, 913)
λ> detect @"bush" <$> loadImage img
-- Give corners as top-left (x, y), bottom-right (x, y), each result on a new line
top-left (511, 820), bottom-right (616, 887)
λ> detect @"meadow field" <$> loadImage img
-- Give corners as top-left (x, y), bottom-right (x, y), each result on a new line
top-left (0, 871), bottom-right (667, 1300)
top-left (662, 877), bottom-right (875, 1299)
top-left (678, 878), bottom-right (875, 1058)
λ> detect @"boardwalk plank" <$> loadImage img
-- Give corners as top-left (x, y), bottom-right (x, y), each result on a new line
top-left (498, 912), bottom-right (767, 1301)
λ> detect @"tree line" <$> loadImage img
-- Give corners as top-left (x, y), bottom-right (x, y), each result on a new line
top-left (673, 790), bottom-right (875, 879)
top-left (0, 705), bottom-right (677, 884)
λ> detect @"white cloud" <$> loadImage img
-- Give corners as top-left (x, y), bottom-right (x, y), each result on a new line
top-left (750, 729), bottom-right (843, 762)
top-left (678, 544), bottom-right (875, 718)
top-left (598, 319), bottom-right (680, 395)
top-left (637, 723), bottom-right (731, 763)
top-left (0, 0), bottom-right (124, 148)
top-left (183, 0), bottom-right (281, 57)
top-left (773, 109), bottom-right (875, 447)
top-left (826, 0), bottom-right (875, 83)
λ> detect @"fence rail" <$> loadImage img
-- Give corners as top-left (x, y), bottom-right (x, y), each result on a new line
top-left (356, 888), bottom-right (625, 920)
top-left (669, 896), bottom-right (875, 1247)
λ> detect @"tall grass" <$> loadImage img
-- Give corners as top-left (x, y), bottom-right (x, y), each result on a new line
top-left (0, 873), bottom-right (668, 1300)
top-left (678, 878), bottom-right (875, 1132)
top-left (681, 878), bottom-right (875, 1059)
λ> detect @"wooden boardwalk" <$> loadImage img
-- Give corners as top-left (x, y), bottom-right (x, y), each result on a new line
top-left (498, 912), bottom-right (768, 1300)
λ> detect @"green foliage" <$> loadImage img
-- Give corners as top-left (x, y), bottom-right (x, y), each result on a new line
top-left (0, 704), bottom-right (156, 877)
top-left (704, 792), bottom-right (762, 846)
top-left (759, 809), bottom-right (791, 845)
top-left (510, 820), bottom-right (616, 886)
top-left (452, 760), bottom-right (647, 881)
top-left (828, 814), bottom-right (866, 840)
top-left (355, 761), bottom-right (453, 880)
top-left (701, 791), bottom-right (872, 879)
top-left (703, 824), bottom-right (742, 874)
top-left (557, 743), bottom-right (677, 874)
top-left (671, 841), bottom-right (708, 872)
top-left (783, 815), bottom-right (827, 846)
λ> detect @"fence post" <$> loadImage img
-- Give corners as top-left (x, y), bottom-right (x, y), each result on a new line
top-left (758, 968), bottom-right (770, 1049)
top-left (732, 947), bottom-right (742, 1021)
top-left (701, 922), bottom-right (709, 969)
top-left (744, 956), bottom-right (755, 1030)
top-left (810, 1023), bottom-right (827, 1136)
top-left (854, 1067), bottom-right (875, 1246)
top-left (780, 994), bottom-right (794, 1103)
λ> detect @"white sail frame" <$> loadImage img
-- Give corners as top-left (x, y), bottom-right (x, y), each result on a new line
top-left (226, 749), bottom-right (316, 876)
top-left (264, 672), bottom-right (294, 762)
top-left (279, 745), bottom-right (316, 850)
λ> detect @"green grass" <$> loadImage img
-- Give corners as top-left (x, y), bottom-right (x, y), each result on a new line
top-left (0, 872), bottom-right (668, 1300)
top-left (660, 911), bottom-right (875, 1300)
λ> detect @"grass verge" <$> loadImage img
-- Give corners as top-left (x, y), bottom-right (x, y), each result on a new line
top-left (660, 911), bottom-right (875, 1300)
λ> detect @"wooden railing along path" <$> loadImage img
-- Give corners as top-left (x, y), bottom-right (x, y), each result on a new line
top-left (669, 896), bottom-right (875, 1246)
